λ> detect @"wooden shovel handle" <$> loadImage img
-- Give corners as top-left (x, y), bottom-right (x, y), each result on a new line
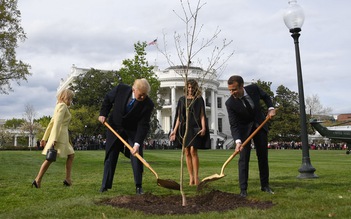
top-left (220, 116), bottom-right (271, 175)
top-left (103, 122), bottom-right (159, 178)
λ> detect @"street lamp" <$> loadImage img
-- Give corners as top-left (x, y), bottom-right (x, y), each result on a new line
top-left (283, 0), bottom-right (318, 179)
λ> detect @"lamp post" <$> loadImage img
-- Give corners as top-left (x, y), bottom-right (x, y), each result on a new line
top-left (283, 0), bottom-right (318, 179)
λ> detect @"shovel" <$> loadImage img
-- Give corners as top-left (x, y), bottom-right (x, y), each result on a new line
top-left (198, 116), bottom-right (271, 190)
top-left (104, 122), bottom-right (180, 191)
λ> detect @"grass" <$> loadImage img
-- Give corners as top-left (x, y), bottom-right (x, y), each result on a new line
top-left (0, 149), bottom-right (350, 218)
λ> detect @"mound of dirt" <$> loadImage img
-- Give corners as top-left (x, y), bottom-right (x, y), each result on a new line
top-left (100, 190), bottom-right (274, 215)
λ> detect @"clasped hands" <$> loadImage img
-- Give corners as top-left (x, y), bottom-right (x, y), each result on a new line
top-left (169, 128), bottom-right (205, 142)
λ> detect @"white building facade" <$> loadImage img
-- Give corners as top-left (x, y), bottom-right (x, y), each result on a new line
top-left (154, 65), bottom-right (233, 149)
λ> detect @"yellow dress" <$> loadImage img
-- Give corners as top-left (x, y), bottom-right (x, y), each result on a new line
top-left (41, 103), bottom-right (74, 158)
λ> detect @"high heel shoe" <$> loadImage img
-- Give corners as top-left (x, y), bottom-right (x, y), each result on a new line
top-left (63, 180), bottom-right (72, 186)
top-left (32, 180), bottom-right (39, 188)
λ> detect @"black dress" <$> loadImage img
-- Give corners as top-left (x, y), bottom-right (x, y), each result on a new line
top-left (173, 96), bottom-right (210, 149)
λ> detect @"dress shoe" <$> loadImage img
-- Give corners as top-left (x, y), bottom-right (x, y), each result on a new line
top-left (99, 188), bottom-right (108, 193)
top-left (240, 189), bottom-right (247, 198)
top-left (32, 180), bottom-right (39, 188)
top-left (136, 187), bottom-right (144, 195)
top-left (261, 186), bottom-right (274, 194)
top-left (63, 180), bottom-right (72, 186)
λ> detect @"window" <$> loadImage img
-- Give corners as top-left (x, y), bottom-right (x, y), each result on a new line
top-left (217, 97), bottom-right (222, 108)
top-left (218, 118), bottom-right (223, 132)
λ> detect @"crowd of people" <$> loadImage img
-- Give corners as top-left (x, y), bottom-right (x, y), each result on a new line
top-left (268, 141), bottom-right (348, 150)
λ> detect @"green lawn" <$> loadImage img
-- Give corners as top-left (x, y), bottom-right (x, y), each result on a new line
top-left (0, 149), bottom-right (350, 218)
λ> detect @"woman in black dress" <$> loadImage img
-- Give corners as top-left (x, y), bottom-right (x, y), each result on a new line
top-left (169, 79), bottom-right (210, 185)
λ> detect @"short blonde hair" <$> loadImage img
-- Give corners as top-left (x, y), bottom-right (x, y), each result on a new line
top-left (57, 89), bottom-right (75, 106)
top-left (133, 78), bottom-right (151, 95)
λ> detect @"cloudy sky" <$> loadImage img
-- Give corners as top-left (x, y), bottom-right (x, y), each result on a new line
top-left (1, 0), bottom-right (350, 120)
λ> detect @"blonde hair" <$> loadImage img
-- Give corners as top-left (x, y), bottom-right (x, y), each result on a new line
top-left (133, 78), bottom-right (151, 95)
top-left (57, 89), bottom-right (75, 106)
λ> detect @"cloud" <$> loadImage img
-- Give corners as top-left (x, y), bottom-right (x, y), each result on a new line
top-left (1, 0), bottom-right (350, 120)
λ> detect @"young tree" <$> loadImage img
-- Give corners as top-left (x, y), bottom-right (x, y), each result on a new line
top-left (305, 94), bottom-right (332, 118)
top-left (159, 0), bottom-right (234, 206)
top-left (0, 0), bottom-right (31, 94)
top-left (20, 104), bottom-right (43, 147)
top-left (0, 126), bottom-right (12, 147)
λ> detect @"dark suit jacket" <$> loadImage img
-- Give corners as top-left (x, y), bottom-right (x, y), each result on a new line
top-left (225, 84), bottom-right (273, 141)
top-left (100, 83), bottom-right (154, 153)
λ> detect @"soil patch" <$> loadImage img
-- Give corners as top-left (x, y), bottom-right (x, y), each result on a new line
top-left (100, 190), bottom-right (274, 215)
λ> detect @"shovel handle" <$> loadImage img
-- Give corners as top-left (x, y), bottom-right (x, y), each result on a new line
top-left (103, 122), bottom-right (159, 179)
top-left (220, 116), bottom-right (271, 175)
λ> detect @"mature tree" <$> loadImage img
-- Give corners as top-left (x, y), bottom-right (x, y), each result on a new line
top-left (69, 42), bottom-right (160, 139)
top-left (115, 41), bottom-right (161, 139)
top-left (255, 80), bottom-right (274, 113)
top-left (35, 115), bottom-right (51, 139)
top-left (305, 94), bottom-right (332, 118)
top-left (70, 68), bottom-right (120, 110)
top-left (20, 104), bottom-right (43, 147)
top-left (0, 0), bottom-right (31, 94)
top-left (4, 117), bottom-right (24, 128)
top-left (269, 85), bottom-right (314, 142)
top-left (69, 68), bottom-right (119, 138)
top-left (69, 106), bottom-right (101, 139)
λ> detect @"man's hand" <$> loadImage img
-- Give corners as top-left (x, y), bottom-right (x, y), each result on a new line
top-left (98, 116), bottom-right (106, 124)
top-left (268, 108), bottom-right (276, 118)
top-left (235, 142), bottom-right (243, 152)
top-left (131, 144), bottom-right (140, 155)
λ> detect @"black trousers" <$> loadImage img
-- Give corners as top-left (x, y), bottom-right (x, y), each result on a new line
top-left (101, 137), bottom-right (143, 190)
top-left (238, 127), bottom-right (269, 190)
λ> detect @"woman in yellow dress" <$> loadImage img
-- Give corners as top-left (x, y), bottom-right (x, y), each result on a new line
top-left (32, 89), bottom-right (75, 188)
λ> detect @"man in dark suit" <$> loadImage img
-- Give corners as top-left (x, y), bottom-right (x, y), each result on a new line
top-left (225, 75), bottom-right (275, 197)
top-left (98, 78), bottom-right (154, 194)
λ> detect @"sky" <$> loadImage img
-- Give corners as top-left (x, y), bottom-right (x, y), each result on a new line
top-left (1, 0), bottom-right (350, 120)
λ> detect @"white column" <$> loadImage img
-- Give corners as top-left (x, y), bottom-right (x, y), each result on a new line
top-left (157, 94), bottom-right (162, 128)
top-left (171, 86), bottom-right (176, 127)
top-left (157, 109), bottom-right (162, 126)
top-left (211, 89), bottom-right (217, 149)
top-left (14, 135), bottom-right (17, 146)
top-left (211, 89), bottom-right (216, 132)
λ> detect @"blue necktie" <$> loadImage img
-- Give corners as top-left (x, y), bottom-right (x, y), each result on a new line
top-left (126, 98), bottom-right (136, 112)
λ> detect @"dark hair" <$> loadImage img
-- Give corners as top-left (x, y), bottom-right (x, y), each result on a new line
top-left (227, 75), bottom-right (244, 87)
top-left (186, 79), bottom-right (201, 97)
